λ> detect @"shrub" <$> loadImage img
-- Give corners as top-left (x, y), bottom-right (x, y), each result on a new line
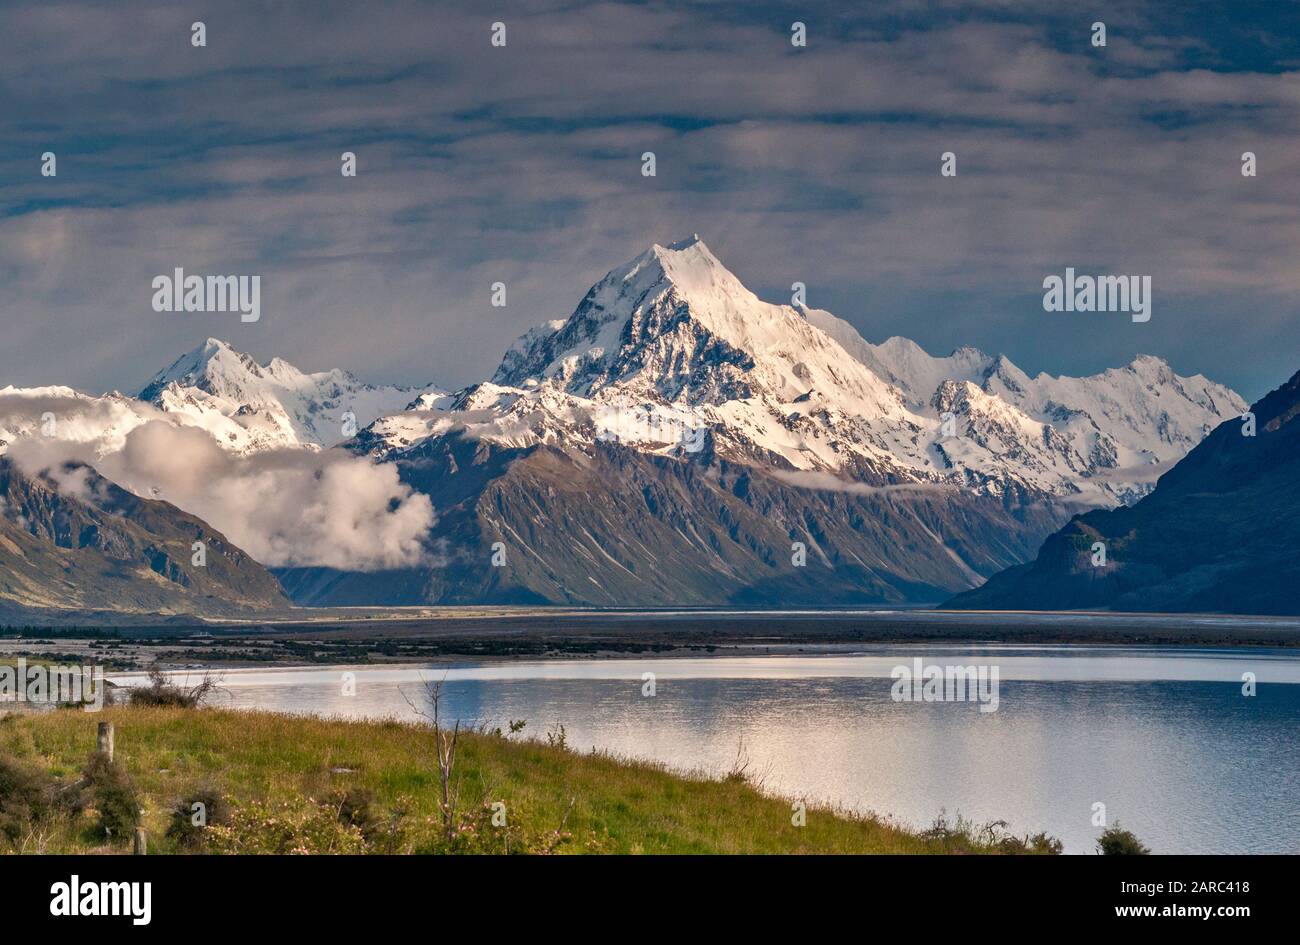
top-left (333, 787), bottom-right (381, 837)
top-left (82, 752), bottom-right (140, 841)
top-left (0, 754), bottom-right (60, 844)
top-left (921, 811), bottom-right (1062, 855)
top-left (128, 667), bottom-right (220, 708)
top-left (329, 786), bottom-right (415, 853)
top-left (166, 785), bottom-right (229, 849)
top-left (995, 830), bottom-right (1064, 855)
top-left (1097, 824), bottom-right (1150, 855)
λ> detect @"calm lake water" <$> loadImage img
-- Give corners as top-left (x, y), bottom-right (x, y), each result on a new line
top-left (115, 645), bottom-right (1300, 854)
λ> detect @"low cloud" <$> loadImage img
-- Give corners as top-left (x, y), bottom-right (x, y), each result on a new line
top-left (770, 469), bottom-right (955, 496)
top-left (6, 421), bottom-right (435, 572)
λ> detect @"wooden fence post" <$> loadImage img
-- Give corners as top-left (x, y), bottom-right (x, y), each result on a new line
top-left (134, 827), bottom-right (147, 855)
top-left (97, 721), bottom-right (114, 761)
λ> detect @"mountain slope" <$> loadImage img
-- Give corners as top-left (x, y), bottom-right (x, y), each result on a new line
top-left (278, 431), bottom-right (1064, 606)
top-left (0, 456), bottom-right (289, 619)
top-left (944, 369), bottom-right (1300, 614)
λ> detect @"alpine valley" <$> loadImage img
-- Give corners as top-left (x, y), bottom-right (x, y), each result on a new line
top-left (0, 237), bottom-right (1250, 616)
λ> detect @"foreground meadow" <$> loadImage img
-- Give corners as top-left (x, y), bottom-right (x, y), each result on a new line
top-left (0, 702), bottom-right (1076, 855)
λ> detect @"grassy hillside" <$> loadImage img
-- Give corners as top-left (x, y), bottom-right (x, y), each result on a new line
top-left (0, 706), bottom-right (1058, 854)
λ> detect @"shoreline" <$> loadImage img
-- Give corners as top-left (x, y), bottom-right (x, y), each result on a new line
top-left (4, 608), bottom-right (1300, 670)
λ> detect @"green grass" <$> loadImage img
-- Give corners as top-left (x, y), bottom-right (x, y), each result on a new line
top-left (0, 706), bottom-right (1053, 854)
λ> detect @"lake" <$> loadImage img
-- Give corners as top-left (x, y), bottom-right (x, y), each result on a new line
top-left (113, 644), bottom-right (1300, 854)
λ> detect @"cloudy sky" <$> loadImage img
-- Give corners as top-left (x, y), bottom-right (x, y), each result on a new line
top-left (2, 0), bottom-right (1297, 402)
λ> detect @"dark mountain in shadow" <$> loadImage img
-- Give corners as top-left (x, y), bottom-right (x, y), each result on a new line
top-left (944, 369), bottom-right (1300, 615)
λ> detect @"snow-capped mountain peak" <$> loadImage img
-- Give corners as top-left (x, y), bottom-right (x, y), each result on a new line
top-left (492, 235), bottom-right (759, 392)
top-left (1, 340), bottom-right (447, 461)
top-left (633, 234), bottom-right (752, 306)
top-left (491, 237), bottom-right (908, 429)
top-left (140, 337), bottom-right (271, 403)
top-left (420, 238), bottom-right (1245, 505)
top-left (138, 339), bottom-right (443, 452)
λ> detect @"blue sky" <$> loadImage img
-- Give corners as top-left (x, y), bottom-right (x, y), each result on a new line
top-left (2, 0), bottom-right (1298, 401)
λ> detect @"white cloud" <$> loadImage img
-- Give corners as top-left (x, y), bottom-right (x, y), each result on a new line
top-left (6, 420), bottom-right (436, 572)
top-left (770, 469), bottom-right (955, 496)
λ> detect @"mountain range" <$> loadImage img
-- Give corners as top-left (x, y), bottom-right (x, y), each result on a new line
top-left (0, 236), bottom-right (1255, 614)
